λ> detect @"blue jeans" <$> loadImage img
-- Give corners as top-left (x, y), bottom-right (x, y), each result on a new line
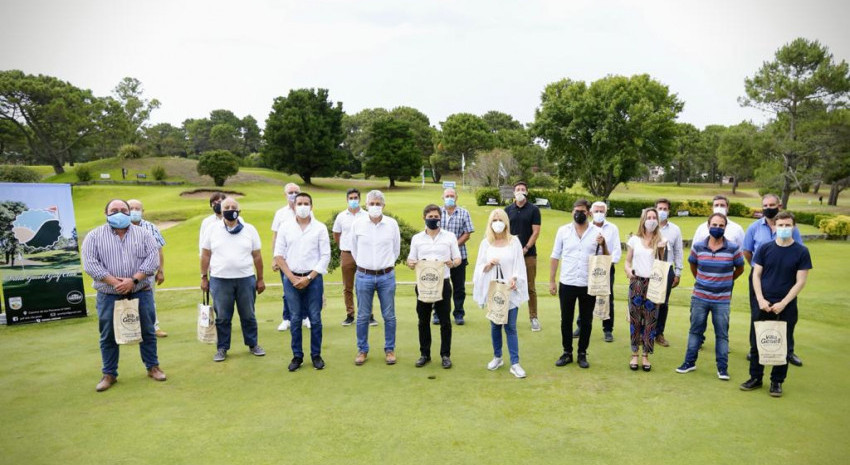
top-left (355, 270), bottom-right (397, 353)
top-left (279, 270), bottom-right (291, 321)
top-left (96, 290), bottom-right (158, 377)
top-left (284, 274), bottom-right (324, 358)
top-left (684, 297), bottom-right (730, 370)
top-left (210, 276), bottom-right (258, 351)
top-left (491, 307), bottom-right (519, 365)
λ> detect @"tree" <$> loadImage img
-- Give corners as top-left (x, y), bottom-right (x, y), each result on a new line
top-left (671, 123), bottom-right (701, 186)
top-left (143, 123), bottom-right (186, 157)
top-left (197, 150), bottom-right (240, 186)
top-left (341, 108), bottom-right (389, 162)
top-left (439, 113), bottom-right (494, 167)
top-left (363, 118), bottom-right (421, 188)
top-left (740, 37), bottom-right (850, 207)
top-left (0, 70), bottom-right (107, 174)
top-left (263, 88), bottom-right (344, 185)
top-left (0, 201), bottom-right (27, 264)
top-left (184, 110), bottom-right (260, 157)
top-left (240, 115), bottom-right (262, 154)
top-left (110, 77), bottom-right (160, 144)
top-left (697, 125), bottom-right (726, 183)
top-left (468, 148), bottom-right (517, 187)
top-left (717, 121), bottom-right (764, 193)
top-left (389, 106), bottom-right (436, 163)
top-left (532, 74), bottom-right (683, 199)
top-left (811, 109), bottom-right (850, 205)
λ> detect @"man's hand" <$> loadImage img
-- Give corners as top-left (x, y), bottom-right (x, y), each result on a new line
top-left (256, 278), bottom-right (265, 294)
top-left (155, 269), bottom-right (165, 285)
top-left (596, 234), bottom-right (605, 245)
top-left (293, 277), bottom-right (309, 290)
top-left (769, 301), bottom-right (787, 314)
top-left (549, 281), bottom-right (557, 296)
top-left (114, 278), bottom-right (134, 294)
top-left (757, 297), bottom-right (772, 312)
top-left (672, 276), bottom-right (680, 288)
top-left (407, 259), bottom-right (418, 270)
top-left (201, 277), bottom-right (209, 292)
top-left (272, 262), bottom-right (280, 272)
top-left (508, 277), bottom-right (517, 290)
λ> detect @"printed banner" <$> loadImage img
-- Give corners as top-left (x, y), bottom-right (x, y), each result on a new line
top-left (0, 183), bottom-right (87, 325)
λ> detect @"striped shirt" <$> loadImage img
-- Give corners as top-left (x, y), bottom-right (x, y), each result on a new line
top-left (688, 238), bottom-right (744, 302)
top-left (135, 219), bottom-right (166, 248)
top-left (82, 223), bottom-right (160, 294)
top-left (440, 206), bottom-right (474, 260)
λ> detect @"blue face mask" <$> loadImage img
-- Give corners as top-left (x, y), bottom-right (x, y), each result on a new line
top-left (776, 227), bottom-right (793, 240)
top-left (129, 210), bottom-right (143, 223)
top-left (658, 210), bottom-right (669, 222)
top-left (444, 197), bottom-right (456, 208)
top-left (107, 212), bottom-right (131, 229)
top-left (709, 227), bottom-right (725, 239)
top-left (348, 199), bottom-right (359, 209)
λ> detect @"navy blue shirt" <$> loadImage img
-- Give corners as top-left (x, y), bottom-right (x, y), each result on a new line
top-left (505, 202), bottom-right (541, 256)
top-left (753, 241), bottom-right (812, 302)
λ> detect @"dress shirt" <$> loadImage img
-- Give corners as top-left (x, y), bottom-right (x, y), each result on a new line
top-left (408, 229), bottom-right (461, 278)
top-left (594, 220), bottom-right (622, 264)
top-left (332, 208), bottom-right (369, 252)
top-left (135, 219), bottom-right (166, 248)
top-left (271, 206), bottom-right (294, 232)
top-left (201, 221), bottom-right (262, 279)
top-left (660, 221), bottom-right (684, 276)
top-left (274, 217), bottom-right (331, 275)
top-left (692, 219), bottom-right (745, 250)
top-left (551, 223), bottom-right (604, 286)
top-left (440, 206), bottom-right (475, 259)
top-left (82, 223), bottom-right (160, 294)
top-left (350, 214), bottom-right (400, 270)
top-left (743, 218), bottom-right (803, 256)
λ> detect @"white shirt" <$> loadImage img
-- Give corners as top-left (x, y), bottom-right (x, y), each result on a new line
top-left (408, 229), bottom-right (461, 279)
top-left (271, 206), bottom-right (294, 232)
top-left (199, 213), bottom-right (242, 253)
top-left (627, 235), bottom-right (664, 278)
top-left (350, 215), bottom-right (401, 270)
top-left (273, 217), bottom-right (331, 275)
top-left (692, 219), bottom-right (745, 250)
top-left (332, 208), bottom-right (369, 252)
top-left (551, 223), bottom-right (604, 287)
top-left (472, 236), bottom-right (529, 309)
top-left (594, 220), bottom-right (622, 264)
top-left (659, 221), bottom-right (684, 276)
top-left (201, 221), bottom-right (262, 279)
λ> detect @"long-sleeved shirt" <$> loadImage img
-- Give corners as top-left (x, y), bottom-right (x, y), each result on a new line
top-left (472, 236), bottom-right (529, 309)
top-left (660, 221), bottom-right (684, 277)
top-left (350, 214), bottom-right (401, 270)
top-left (82, 223), bottom-right (159, 294)
top-left (274, 217), bottom-right (331, 275)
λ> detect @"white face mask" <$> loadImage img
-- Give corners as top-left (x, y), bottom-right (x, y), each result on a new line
top-left (368, 205), bottom-right (383, 219)
top-left (713, 206), bottom-right (727, 216)
top-left (657, 210), bottom-right (669, 222)
top-left (514, 192), bottom-right (526, 203)
top-left (644, 219), bottom-right (659, 232)
top-left (491, 220), bottom-right (506, 234)
top-left (295, 205), bottom-right (311, 219)
top-left (592, 212), bottom-right (606, 224)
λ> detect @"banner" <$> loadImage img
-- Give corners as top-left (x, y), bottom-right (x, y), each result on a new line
top-left (0, 183), bottom-right (87, 325)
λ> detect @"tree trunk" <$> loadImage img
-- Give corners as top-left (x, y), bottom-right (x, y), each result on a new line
top-left (828, 178), bottom-right (848, 206)
top-left (676, 159), bottom-right (683, 187)
top-left (732, 177), bottom-right (738, 194)
top-left (301, 173), bottom-right (312, 185)
top-left (389, 177), bottom-right (396, 188)
top-left (781, 174), bottom-right (792, 209)
top-left (52, 161), bottom-right (65, 174)
top-left (812, 181), bottom-right (821, 194)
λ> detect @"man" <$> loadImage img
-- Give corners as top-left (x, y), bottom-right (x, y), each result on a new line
top-left (274, 193), bottom-right (331, 372)
top-left (271, 183), bottom-right (310, 331)
top-left (201, 197), bottom-right (266, 362)
top-left (676, 213), bottom-right (745, 380)
top-left (332, 188), bottom-right (374, 327)
top-left (741, 212), bottom-right (811, 397)
top-left (654, 198), bottom-right (683, 347)
top-left (199, 192), bottom-right (228, 253)
top-left (743, 194), bottom-right (805, 366)
top-left (408, 204), bottom-right (461, 368)
top-left (574, 201), bottom-right (621, 342)
top-left (692, 195), bottom-right (746, 248)
top-left (438, 187), bottom-right (475, 326)
top-left (351, 190), bottom-right (400, 366)
top-left (81, 199), bottom-right (166, 392)
top-left (549, 199), bottom-right (608, 369)
top-left (505, 181), bottom-right (542, 331)
top-left (128, 199), bottom-right (168, 338)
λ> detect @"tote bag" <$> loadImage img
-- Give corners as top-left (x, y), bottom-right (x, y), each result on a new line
top-left (415, 260), bottom-right (446, 303)
top-left (588, 244), bottom-right (612, 297)
top-left (113, 298), bottom-right (142, 345)
top-left (754, 318), bottom-right (788, 366)
top-left (593, 295), bottom-right (610, 320)
top-left (197, 291), bottom-right (217, 344)
top-left (646, 245), bottom-right (671, 304)
top-left (485, 266), bottom-right (511, 325)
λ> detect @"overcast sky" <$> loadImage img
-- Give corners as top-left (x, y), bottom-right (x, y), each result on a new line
top-left (2, 0), bottom-right (848, 130)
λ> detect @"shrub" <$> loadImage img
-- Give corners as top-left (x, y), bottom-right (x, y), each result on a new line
top-left (819, 215), bottom-right (850, 238)
top-left (528, 190), bottom-right (581, 211)
top-left (813, 214), bottom-right (836, 229)
top-left (787, 210), bottom-right (819, 226)
top-left (529, 172), bottom-right (558, 189)
top-left (0, 165), bottom-right (41, 183)
top-left (197, 150), bottom-right (240, 186)
top-left (151, 165), bottom-right (167, 181)
top-left (339, 171), bottom-right (352, 179)
top-left (75, 165), bottom-right (92, 182)
top-left (727, 202), bottom-right (753, 218)
top-left (476, 188), bottom-right (501, 206)
top-left (117, 144), bottom-right (144, 160)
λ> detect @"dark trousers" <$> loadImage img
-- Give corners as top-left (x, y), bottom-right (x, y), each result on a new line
top-left (749, 301), bottom-right (798, 383)
top-left (655, 264), bottom-right (676, 336)
top-left (576, 264), bottom-right (616, 332)
top-left (749, 270), bottom-right (798, 358)
top-left (559, 283), bottom-right (595, 354)
top-left (417, 279), bottom-right (453, 357)
top-left (450, 259), bottom-right (468, 318)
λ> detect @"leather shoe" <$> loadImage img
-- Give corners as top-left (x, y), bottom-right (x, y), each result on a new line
top-left (603, 331), bottom-right (613, 343)
top-left (454, 317), bottom-right (465, 326)
top-left (441, 356), bottom-right (452, 369)
top-left (312, 355), bottom-right (325, 370)
top-left (577, 352), bottom-right (590, 369)
top-left (769, 382), bottom-right (783, 397)
top-left (788, 353), bottom-right (803, 367)
top-left (96, 374), bottom-right (117, 392)
top-left (415, 356), bottom-right (431, 367)
top-left (656, 334), bottom-right (669, 347)
top-left (288, 357), bottom-right (303, 372)
top-left (385, 351), bottom-right (397, 365)
top-left (740, 378), bottom-right (763, 391)
top-left (155, 329), bottom-right (168, 338)
top-left (555, 352), bottom-right (573, 367)
top-left (354, 351), bottom-right (367, 366)
top-left (147, 366), bottom-right (167, 381)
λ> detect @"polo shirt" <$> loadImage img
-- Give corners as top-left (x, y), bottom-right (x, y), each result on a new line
top-left (688, 238), bottom-right (744, 302)
top-left (505, 201), bottom-right (541, 256)
top-left (692, 218), bottom-right (746, 250)
top-left (332, 208), bottom-right (368, 252)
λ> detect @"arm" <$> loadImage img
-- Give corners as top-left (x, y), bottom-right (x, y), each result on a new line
top-left (456, 231), bottom-right (471, 247)
top-left (449, 238), bottom-right (461, 268)
top-left (743, 250), bottom-right (753, 265)
top-left (624, 247), bottom-right (635, 279)
top-left (392, 222), bottom-right (401, 262)
top-left (732, 264), bottom-right (745, 280)
top-left (333, 232), bottom-right (341, 245)
top-left (770, 269), bottom-right (809, 314)
top-left (458, 212), bottom-right (474, 247)
top-left (315, 227), bottom-right (331, 276)
top-left (252, 249), bottom-right (265, 294)
top-left (525, 224), bottom-right (541, 254)
top-left (407, 235), bottom-right (419, 269)
top-left (751, 264), bottom-right (771, 311)
top-left (200, 249), bottom-right (211, 291)
top-left (549, 258), bottom-right (560, 295)
top-left (155, 248), bottom-right (165, 285)
top-left (689, 262), bottom-right (698, 279)
top-left (672, 230), bottom-right (684, 286)
top-left (271, 231), bottom-right (280, 271)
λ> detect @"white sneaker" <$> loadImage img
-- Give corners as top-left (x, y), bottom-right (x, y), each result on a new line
top-left (303, 318), bottom-right (311, 329)
top-left (531, 318), bottom-right (541, 332)
top-left (277, 320), bottom-right (291, 331)
top-left (510, 363), bottom-right (527, 378)
top-left (487, 357), bottom-right (504, 371)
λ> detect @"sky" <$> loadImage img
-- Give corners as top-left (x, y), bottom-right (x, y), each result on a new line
top-left (1, 0), bottom-right (848, 130)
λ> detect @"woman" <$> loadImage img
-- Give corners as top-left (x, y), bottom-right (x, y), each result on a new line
top-left (472, 209), bottom-right (529, 378)
top-left (624, 208), bottom-right (667, 372)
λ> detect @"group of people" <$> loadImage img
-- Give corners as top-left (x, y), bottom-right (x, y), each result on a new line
top-left (81, 182), bottom-right (811, 397)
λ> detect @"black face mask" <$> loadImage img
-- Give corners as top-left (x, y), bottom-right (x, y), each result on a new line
top-left (212, 203), bottom-right (222, 214)
top-left (425, 218), bottom-right (440, 230)
top-left (223, 210), bottom-right (240, 221)
top-left (763, 207), bottom-right (779, 219)
top-left (573, 211), bottom-right (587, 224)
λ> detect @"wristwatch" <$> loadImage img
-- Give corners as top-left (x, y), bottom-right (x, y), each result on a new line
top-left (201, 274), bottom-right (208, 279)
top-left (132, 278), bottom-right (139, 285)
top-left (306, 275), bottom-right (313, 280)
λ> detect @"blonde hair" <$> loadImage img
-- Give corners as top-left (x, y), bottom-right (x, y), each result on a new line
top-left (485, 209), bottom-right (514, 244)
top-left (637, 207), bottom-right (663, 251)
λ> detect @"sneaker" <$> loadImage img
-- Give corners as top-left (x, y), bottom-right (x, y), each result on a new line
top-left (369, 315), bottom-right (378, 327)
top-left (740, 378), bottom-right (763, 391)
top-left (213, 348), bottom-right (227, 362)
top-left (341, 315), bottom-right (354, 326)
top-left (454, 316), bottom-right (465, 326)
top-left (277, 320), bottom-right (290, 331)
top-left (312, 355), bottom-right (325, 370)
top-left (487, 357), bottom-right (504, 371)
top-left (531, 318), bottom-right (541, 332)
top-left (441, 356), bottom-right (452, 369)
top-left (717, 369), bottom-right (730, 381)
top-left (603, 331), bottom-right (614, 343)
top-left (656, 334), bottom-right (669, 347)
top-left (577, 352), bottom-right (589, 369)
top-left (555, 352), bottom-right (573, 367)
top-left (249, 345), bottom-right (266, 356)
top-left (769, 382), bottom-right (783, 397)
top-left (432, 314), bottom-right (440, 325)
top-left (676, 361), bottom-right (697, 373)
top-left (415, 356), bottom-right (431, 367)
top-left (288, 357), bottom-right (303, 372)
top-left (510, 363), bottom-right (527, 378)
top-left (572, 327), bottom-right (580, 338)
top-left (302, 318), bottom-right (311, 329)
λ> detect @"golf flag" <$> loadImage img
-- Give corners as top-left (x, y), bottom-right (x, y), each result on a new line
top-left (499, 161), bottom-right (507, 179)
top-left (421, 165), bottom-right (425, 187)
top-left (461, 154), bottom-right (466, 172)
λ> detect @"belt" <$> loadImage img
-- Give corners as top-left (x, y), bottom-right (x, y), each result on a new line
top-left (357, 266), bottom-right (394, 275)
top-left (291, 271), bottom-right (311, 277)
top-left (341, 250), bottom-right (352, 254)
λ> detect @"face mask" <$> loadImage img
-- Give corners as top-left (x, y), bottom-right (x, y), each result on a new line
top-left (592, 212), bottom-right (606, 224)
top-left (223, 210), bottom-right (240, 222)
top-left (644, 219), bottom-right (658, 232)
top-left (713, 206), bottom-right (727, 216)
top-left (491, 220), bottom-right (506, 234)
top-left (763, 207), bottom-right (779, 219)
top-left (657, 210), bottom-right (669, 222)
top-left (709, 227), bottom-right (725, 239)
top-left (444, 197), bottom-right (456, 208)
top-left (776, 227), bottom-right (793, 240)
top-left (226, 222), bottom-right (244, 235)
top-left (287, 193), bottom-right (298, 204)
top-left (515, 192), bottom-right (526, 203)
top-left (368, 205), bottom-right (383, 219)
top-left (107, 212), bottom-right (131, 229)
top-left (129, 210), bottom-right (142, 223)
top-left (348, 199), bottom-right (360, 209)
top-left (425, 218), bottom-right (440, 230)
top-left (295, 205), bottom-right (311, 219)
top-left (573, 211), bottom-right (587, 224)
top-left (212, 203), bottom-right (222, 215)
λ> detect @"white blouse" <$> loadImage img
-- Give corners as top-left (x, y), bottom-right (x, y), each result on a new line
top-left (472, 236), bottom-right (529, 309)
top-left (627, 235), bottom-right (666, 278)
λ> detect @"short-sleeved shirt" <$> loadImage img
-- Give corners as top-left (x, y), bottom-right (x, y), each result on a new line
top-left (440, 206), bottom-right (475, 260)
top-left (271, 206), bottom-right (294, 232)
top-left (627, 235), bottom-right (663, 278)
top-left (551, 223), bottom-right (603, 286)
top-left (332, 208), bottom-right (368, 252)
top-left (753, 241), bottom-right (812, 301)
top-left (135, 219), bottom-right (166, 248)
top-left (688, 238), bottom-right (744, 302)
top-left (201, 221), bottom-right (262, 279)
top-left (692, 219), bottom-right (745, 250)
top-left (505, 202), bottom-right (541, 256)
top-left (408, 229), bottom-right (461, 279)
top-left (743, 218), bottom-right (803, 256)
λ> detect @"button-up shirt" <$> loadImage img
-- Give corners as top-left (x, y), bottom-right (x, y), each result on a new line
top-left (271, 206), bottom-right (294, 232)
top-left (551, 223), bottom-right (604, 286)
top-left (351, 214), bottom-right (400, 270)
top-left (135, 219), bottom-right (166, 248)
top-left (408, 229), bottom-right (461, 278)
top-left (660, 221), bottom-right (684, 277)
top-left (743, 218), bottom-right (803, 257)
top-left (594, 220), bottom-right (622, 264)
top-left (332, 208), bottom-right (368, 252)
top-left (692, 219), bottom-right (745, 250)
top-left (274, 217), bottom-right (331, 275)
top-left (440, 206), bottom-right (474, 260)
top-left (82, 224), bottom-right (160, 294)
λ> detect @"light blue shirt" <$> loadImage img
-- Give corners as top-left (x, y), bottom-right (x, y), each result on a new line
top-left (743, 217), bottom-right (803, 256)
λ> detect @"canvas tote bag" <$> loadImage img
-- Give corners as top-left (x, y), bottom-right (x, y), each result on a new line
top-left (754, 316), bottom-right (788, 366)
top-left (113, 297), bottom-right (142, 345)
top-left (485, 265), bottom-right (511, 325)
top-left (588, 244), bottom-right (612, 297)
top-left (415, 260), bottom-right (446, 303)
top-left (593, 295), bottom-right (610, 320)
top-left (197, 291), bottom-right (217, 344)
top-left (646, 245), bottom-right (671, 304)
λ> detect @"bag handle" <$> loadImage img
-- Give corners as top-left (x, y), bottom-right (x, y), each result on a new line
top-left (495, 264), bottom-right (504, 282)
top-left (203, 290), bottom-right (210, 306)
top-left (656, 243), bottom-right (668, 261)
top-left (595, 243), bottom-right (602, 256)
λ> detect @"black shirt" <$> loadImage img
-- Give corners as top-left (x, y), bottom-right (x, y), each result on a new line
top-left (505, 201), bottom-right (541, 256)
top-left (753, 241), bottom-right (812, 302)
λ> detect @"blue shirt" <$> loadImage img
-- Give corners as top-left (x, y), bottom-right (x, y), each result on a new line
top-left (688, 238), bottom-right (744, 302)
top-left (743, 218), bottom-right (803, 256)
top-left (135, 219), bottom-right (166, 248)
top-left (82, 224), bottom-right (160, 294)
top-left (753, 241), bottom-right (812, 302)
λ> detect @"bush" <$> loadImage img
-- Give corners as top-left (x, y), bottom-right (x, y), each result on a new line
top-left (243, 152), bottom-right (264, 168)
top-left (813, 214), bottom-right (836, 229)
top-left (529, 172), bottom-right (558, 189)
top-left (787, 210), bottom-right (819, 226)
top-left (151, 165), bottom-right (167, 181)
top-left (727, 202), bottom-right (753, 218)
top-left (0, 165), bottom-right (41, 183)
top-left (324, 209), bottom-right (418, 273)
top-left (819, 215), bottom-right (850, 238)
top-left (476, 188), bottom-right (501, 206)
top-left (339, 171), bottom-right (352, 179)
top-left (75, 165), bottom-right (92, 182)
top-left (117, 144), bottom-right (144, 160)
top-left (197, 150), bottom-right (240, 186)
top-left (528, 190), bottom-right (582, 211)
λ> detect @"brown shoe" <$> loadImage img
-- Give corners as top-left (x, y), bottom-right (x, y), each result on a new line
top-left (656, 335), bottom-right (670, 347)
top-left (96, 374), bottom-right (117, 392)
top-left (147, 366), bottom-right (167, 381)
top-left (155, 329), bottom-right (168, 338)
top-left (385, 351), bottom-right (397, 365)
top-left (354, 351), bottom-right (367, 366)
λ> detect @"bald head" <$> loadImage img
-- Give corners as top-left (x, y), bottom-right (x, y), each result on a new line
top-left (222, 197), bottom-right (240, 210)
top-left (127, 199), bottom-right (143, 210)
